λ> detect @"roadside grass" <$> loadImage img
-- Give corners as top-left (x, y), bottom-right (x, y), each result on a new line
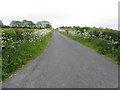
top-left (60, 32), bottom-right (119, 64)
top-left (2, 28), bottom-right (53, 80)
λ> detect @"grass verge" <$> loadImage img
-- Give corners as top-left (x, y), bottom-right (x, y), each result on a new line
top-left (60, 32), bottom-right (119, 64)
top-left (2, 29), bottom-right (53, 80)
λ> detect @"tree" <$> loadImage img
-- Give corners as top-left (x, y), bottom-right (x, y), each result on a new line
top-left (46, 24), bottom-right (52, 28)
top-left (10, 20), bottom-right (21, 28)
top-left (21, 20), bottom-right (28, 28)
top-left (28, 21), bottom-right (35, 28)
top-left (21, 20), bottom-right (35, 28)
top-left (8, 20), bottom-right (52, 29)
top-left (0, 20), bottom-right (3, 28)
top-left (41, 21), bottom-right (51, 28)
top-left (10, 20), bottom-right (15, 27)
top-left (2, 25), bottom-right (10, 28)
top-left (16, 21), bottom-right (22, 28)
top-left (36, 21), bottom-right (42, 28)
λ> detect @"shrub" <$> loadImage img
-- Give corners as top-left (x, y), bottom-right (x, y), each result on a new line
top-left (59, 27), bottom-right (120, 64)
top-left (2, 28), bottom-right (52, 80)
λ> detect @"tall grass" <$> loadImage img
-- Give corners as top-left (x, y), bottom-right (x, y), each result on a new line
top-left (59, 27), bottom-right (120, 64)
top-left (1, 28), bottom-right (53, 80)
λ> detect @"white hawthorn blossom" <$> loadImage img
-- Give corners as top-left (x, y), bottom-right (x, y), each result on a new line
top-left (2, 29), bottom-right (52, 49)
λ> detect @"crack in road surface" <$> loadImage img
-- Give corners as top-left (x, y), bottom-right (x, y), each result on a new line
top-left (2, 30), bottom-right (118, 88)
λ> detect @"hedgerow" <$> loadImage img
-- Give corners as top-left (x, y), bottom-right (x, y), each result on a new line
top-left (59, 27), bottom-right (120, 64)
top-left (1, 28), bottom-right (52, 80)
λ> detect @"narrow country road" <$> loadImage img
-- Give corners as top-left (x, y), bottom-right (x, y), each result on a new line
top-left (3, 30), bottom-right (118, 88)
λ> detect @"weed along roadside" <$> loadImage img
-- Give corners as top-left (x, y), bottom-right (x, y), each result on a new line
top-left (2, 28), bottom-right (53, 80)
top-left (58, 27), bottom-right (120, 65)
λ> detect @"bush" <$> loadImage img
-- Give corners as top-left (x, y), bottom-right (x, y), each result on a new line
top-left (2, 28), bottom-right (52, 80)
top-left (59, 27), bottom-right (120, 64)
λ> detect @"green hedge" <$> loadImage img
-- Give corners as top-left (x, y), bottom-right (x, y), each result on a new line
top-left (2, 28), bottom-right (52, 80)
top-left (59, 27), bottom-right (120, 64)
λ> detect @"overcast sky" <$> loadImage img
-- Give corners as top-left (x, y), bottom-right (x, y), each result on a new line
top-left (0, 0), bottom-right (119, 29)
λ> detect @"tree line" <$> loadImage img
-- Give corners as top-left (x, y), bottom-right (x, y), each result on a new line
top-left (0, 20), bottom-right (52, 29)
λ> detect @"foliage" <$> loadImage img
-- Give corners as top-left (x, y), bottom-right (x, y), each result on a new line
top-left (2, 28), bottom-right (53, 80)
top-left (59, 27), bottom-right (120, 64)
top-left (9, 20), bottom-right (52, 29)
top-left (0, 20), bottom-right (3, 28)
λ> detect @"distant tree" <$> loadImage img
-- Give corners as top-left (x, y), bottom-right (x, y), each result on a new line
top-left (21, 20), bottom-right (35, 28)
top-left (0, 20), bottom-right (3, 28)
top-left (41, 21), bottom-right (51, 28)
top-left (60, 26), bottom-right (65, 28)
top-left (10, 20), bottom-right (21, 28)
top-left (10, 20), bottom-right (15, 27)
top-left (8, 20), bottom-right (52, 29)
top-left (99, 27), bottom-right (104, 29)
top-left (105, 27), bottom-right (109, 30)
top-left (16, 21), bottom-right (22, 27)
top-left (36, 21), bottom-right (42, 28)
top-left (28, 21), bottom-right (35, 28)
top-left (2, 25), bottom-right (10, 28)
top-left (21, 20), bottom-right (29, 28)
top-left (46, 24), bottom-right (52, 28)
top-left (93, 27), bottom-right (96, 29)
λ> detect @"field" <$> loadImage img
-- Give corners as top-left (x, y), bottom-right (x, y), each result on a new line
top-left (59, 27), bottom-right (120, 64)
top-left (1, 28), bottom-right (53, 80)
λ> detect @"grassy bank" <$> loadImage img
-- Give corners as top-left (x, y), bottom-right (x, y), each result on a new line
top-left (2, 28), bottom-right (53, 80)
top-left (59, 28), bottom-right (120, 64)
